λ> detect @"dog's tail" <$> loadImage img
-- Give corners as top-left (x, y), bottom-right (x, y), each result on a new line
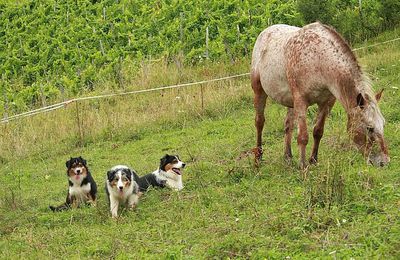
top-left (49, 203), bottom-right (70, 212)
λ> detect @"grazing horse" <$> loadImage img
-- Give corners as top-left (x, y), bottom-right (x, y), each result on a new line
top-left (251, 22), bottom-right (389, 169)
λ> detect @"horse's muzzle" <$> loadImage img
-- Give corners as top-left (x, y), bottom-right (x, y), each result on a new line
top-left (367, 152), bottom-right (390, 167)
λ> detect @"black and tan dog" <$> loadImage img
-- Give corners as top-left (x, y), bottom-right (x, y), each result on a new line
top-left (50, 157), bottom-right (97, 211)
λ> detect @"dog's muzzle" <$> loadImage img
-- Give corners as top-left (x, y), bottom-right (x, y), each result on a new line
top-left (172, 168), bottom-right (182, 175)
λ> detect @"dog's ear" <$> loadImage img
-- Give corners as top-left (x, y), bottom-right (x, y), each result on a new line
top-left (357, 93), bottom-right (366, 109)
top-left (129, 169), bottom-right (139, 181)
top-left (123, 169), bottom-right (132, 181)
top-left (80, 157), bottom-right (87, 166)
top-left (160, 155), bottom-right (169, 170)
top-left (65, 158), bottom-right (72, 168)
top-left (107, 170), bottom-right (115, 181)
top-left (375, 89), bottom-right (384, 102)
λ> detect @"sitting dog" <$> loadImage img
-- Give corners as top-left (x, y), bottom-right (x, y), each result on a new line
top-left (50, 157), bottom-right (97, 212)
top-left (137, 154), bottom-right (186, 192)
top-left (105, 165), bottom-right (140, 218)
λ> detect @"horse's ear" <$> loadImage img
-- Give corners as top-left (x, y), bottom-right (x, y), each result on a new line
top-left (357, 93), bottom-right (365, 109)
top-left (375, 89), bottom-right (384, 102)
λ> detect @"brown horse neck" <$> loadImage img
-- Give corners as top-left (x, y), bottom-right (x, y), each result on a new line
top-left (333, 75), bottom-right (361, 113)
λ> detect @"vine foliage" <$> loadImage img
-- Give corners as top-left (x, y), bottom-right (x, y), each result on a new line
top-left (0, 0), bottom-right (398, 113)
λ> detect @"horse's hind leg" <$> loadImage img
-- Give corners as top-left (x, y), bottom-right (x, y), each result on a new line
top-left (284, 108), bottom-right (295, 162)
top-left (251, 72), bottom-right (267, 164)
top-left (309, 99), bottom-right (335, 164)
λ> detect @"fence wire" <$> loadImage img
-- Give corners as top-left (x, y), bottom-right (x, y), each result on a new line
top-left (1, 36), bottom-right (400, 124)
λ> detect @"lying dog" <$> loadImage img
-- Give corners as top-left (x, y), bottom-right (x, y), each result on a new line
top-left (50, 157), bottom-right (97, 211)
top-left (105, 165), bottom-right (140, 218)
top-left (137, 154), bottom-right (186, 192)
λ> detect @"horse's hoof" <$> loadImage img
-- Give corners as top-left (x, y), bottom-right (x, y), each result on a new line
top-left (299, 161), bottom-right (308, 171)
top-left (254, 157), bottom-right (262, 167)
top-left (309, 157), bottom-right (318, 165)
top-left (252, 147), bottom-right (263, 167)
top-left (252, 147), bottom-right (263, 157)
top-left (284, 154), bottom-right (293, 164)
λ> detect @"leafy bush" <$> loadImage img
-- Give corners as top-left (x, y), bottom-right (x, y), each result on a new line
top-left (297, 0), bottom-right (399, 42)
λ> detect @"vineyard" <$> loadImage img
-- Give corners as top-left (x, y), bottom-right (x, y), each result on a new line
top-left (1, 0), bottom-right (400, 115)
top-left (1, 1), bottom-right (400, 258)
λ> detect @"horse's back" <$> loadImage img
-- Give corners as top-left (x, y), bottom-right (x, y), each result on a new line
top-left (252, 24), bottom-right (299, 72)
top-left (285, 22), bottom-right (360, 104)
top-left (252, 22), bottom-right (358, 107)
top-left (252, 24), bottom-right (300, 107)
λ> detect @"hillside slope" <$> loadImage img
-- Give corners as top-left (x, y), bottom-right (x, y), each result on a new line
top-left (0, 31), bottom-right (400, 258)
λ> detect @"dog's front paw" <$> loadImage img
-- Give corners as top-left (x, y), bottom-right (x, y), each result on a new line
top-left (159, 179), bottom-right (167, 186)
top-left (87, 200), bottom-right (97, 207)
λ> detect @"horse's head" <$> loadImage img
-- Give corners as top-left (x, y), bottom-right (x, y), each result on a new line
top-left (348, 90), bottom-right (389, 166)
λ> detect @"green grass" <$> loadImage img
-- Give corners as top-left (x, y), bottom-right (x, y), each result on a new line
top-left (1, 32), bottom-right (400, 258)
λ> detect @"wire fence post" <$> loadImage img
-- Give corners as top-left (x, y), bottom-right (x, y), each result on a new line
top-left (200, 84), bottom-right (204, 111)
top-left (205, 26), bottom-right (209, 60)
top-left (75, 101), bottom-right (83, 146)
top-left (40, 83), bottom-right (46, 107)
top-left (141, 57), bottom-right (149, 85)
top-left (359, 0), bottom-right (365, 39)
top-left (99, 39), bottom-right (105, 56)
top-left (176, 11), bottom-right (185, 112)
top-left (60, 84), bottom-right (65, 102)
top-left (179, 11), bottom-right (184, 81)
top-left (180, 12), bottom-right (184, 48)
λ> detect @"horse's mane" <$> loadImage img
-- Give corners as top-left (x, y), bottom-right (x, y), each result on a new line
top-left (315, 22), bottom-right (376, 102)
top-left (359, 73), bottom-right (377, 103)
top-left (318, 23), bottom-right (359, 67)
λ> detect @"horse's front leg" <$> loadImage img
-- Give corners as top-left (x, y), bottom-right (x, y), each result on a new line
top-left (251, 72), bottom-right (268, 165)
top-left (310, 99), bottom-right (335, 164)
top-left (295, 101), bottom-right (309, 169)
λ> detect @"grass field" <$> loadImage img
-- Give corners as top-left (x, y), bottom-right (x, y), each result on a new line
top-left (1, 30), bottom-right (400, 259)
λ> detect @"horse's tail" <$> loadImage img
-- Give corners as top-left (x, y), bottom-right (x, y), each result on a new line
top-left (49, 202), bottom-right (70, 212)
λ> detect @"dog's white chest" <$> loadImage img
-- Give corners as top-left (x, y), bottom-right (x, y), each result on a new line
top-left (69, 183), bottom-right (91, 200)
top-left (161, 175), bottom-right (183, 191)
top-left (166, 178), bottom-right (183, 191)
top-left (153, 170), bottom-right (184, 191)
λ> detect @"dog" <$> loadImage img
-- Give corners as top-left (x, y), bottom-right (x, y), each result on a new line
top-left (137, 154), bottom-right (186, 192)
top-left (106, 165), bottom-right (140, 218)
top-left (50, 157), bottom-right (97, 212)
